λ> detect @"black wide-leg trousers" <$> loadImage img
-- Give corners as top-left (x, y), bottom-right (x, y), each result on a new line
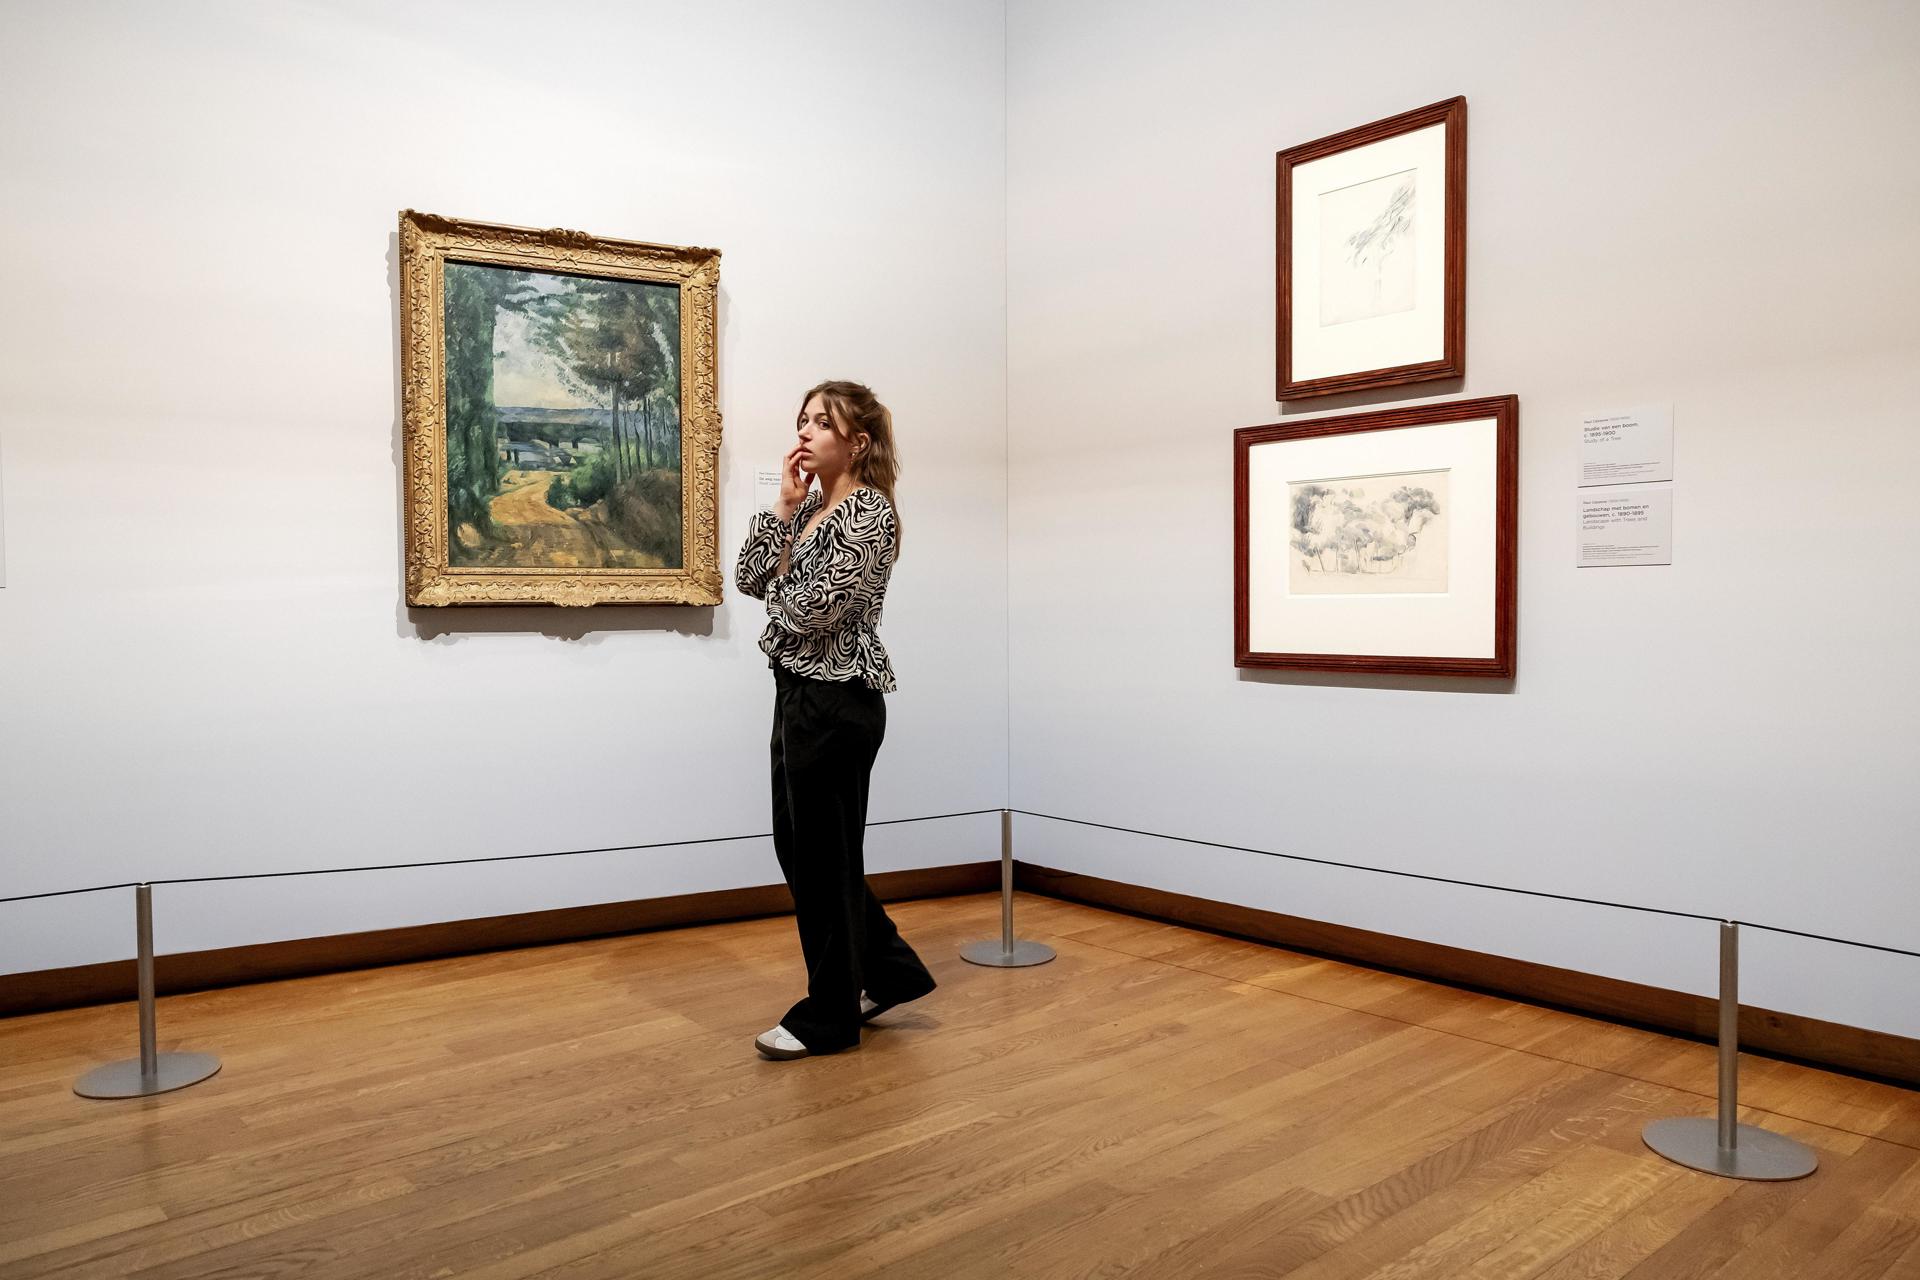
top-left (770, 665), bottom-right (936, 1052)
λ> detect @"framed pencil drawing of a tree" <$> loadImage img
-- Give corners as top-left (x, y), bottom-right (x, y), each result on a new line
top-left (1235, 395), bottom-right (1517, 677)
top-left (1276, 97), bottom-right (1466, 401)
top-left (399, 210), bottom-right (722, 606)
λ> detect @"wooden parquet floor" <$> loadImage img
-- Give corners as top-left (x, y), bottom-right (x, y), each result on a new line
top-left (2, 891), bottom-right (1917, 1278)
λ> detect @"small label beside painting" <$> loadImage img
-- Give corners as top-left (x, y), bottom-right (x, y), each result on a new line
top-left (1580, 404), bottom-right (1673, 487)
top-left (755, 468), bottom-right (783, 512)
top-left (1578, 488), bottom-right (1672, 568)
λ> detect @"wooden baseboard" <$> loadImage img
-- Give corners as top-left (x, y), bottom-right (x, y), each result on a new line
top-left (1015, 862), bottom-right (1920, 1090)
top-left (0, 861), bottom-right (998, 1018)
top-left (12, 854), bottom-right (1912, 1090)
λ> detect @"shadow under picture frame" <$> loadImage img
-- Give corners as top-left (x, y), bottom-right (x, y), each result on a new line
top-left (398, 209), bottom-right (723, 607)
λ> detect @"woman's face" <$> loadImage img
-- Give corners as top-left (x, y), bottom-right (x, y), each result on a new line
top-left (796, 394), bottom-right (864, 479)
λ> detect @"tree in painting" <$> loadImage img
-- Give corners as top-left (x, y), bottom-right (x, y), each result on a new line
top-left (1291, 483), bottom-right (1441, 576)
top-left (1318, 171), bottom-right (1418, 327)
top-left (443, 264), bottom-right (537, 543)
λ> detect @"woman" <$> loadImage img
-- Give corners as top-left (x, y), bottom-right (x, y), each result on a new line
top-left (734, 380), bottom-right (937, 1061)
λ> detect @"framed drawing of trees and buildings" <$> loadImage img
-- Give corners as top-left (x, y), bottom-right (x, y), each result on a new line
top-left (399, 210), bottom-right (722, 606)
top-left (1235, 395), bottom-right (1517, 678)
top-left (1277, 97), bottom-right (1466, 401)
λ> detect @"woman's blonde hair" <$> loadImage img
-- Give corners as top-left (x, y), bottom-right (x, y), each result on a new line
top-left (799, 379), bottom-right (903, 557)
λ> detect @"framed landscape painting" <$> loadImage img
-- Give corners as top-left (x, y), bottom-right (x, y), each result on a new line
top-left (1235, 395), bottom-right (1517, 677)
top-left (1277, 97), bottom-right (1466, 401)
top-left (399, 210), bottom-right (722, 606)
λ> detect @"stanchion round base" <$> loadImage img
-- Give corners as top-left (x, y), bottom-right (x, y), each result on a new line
top-left (961, 939), bottom-right (1056, 967)
top-left (1642, 1117), bottom-right (1818, 1181)
top-left (75, 1052), bottom-right (222, 1099)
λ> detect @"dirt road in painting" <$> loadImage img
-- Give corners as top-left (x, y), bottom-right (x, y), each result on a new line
top-left (469, 471), bottom-right (607, 568)
top-left (453, 470), bottom-right (668, 570)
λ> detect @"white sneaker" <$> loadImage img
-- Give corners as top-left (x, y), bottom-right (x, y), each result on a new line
top-left (755, 1024), bottom-right (810, 1060)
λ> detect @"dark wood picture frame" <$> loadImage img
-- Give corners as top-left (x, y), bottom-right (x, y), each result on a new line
top-left (1277, 97), bottom-right (1467, 401)
top-left (1235, 395), bottom-right (1517, 678)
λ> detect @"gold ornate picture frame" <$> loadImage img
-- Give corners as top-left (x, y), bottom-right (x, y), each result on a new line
top-left (399, 209), bottom-right (722, 606)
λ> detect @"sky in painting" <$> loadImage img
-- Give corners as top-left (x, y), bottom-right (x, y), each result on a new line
top-left (488, 271), bottom-right (585, 410)
top-left (491, 307), bottom-right (586, 409)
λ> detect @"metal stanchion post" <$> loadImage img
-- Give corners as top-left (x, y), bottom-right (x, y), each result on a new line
top-left (1642, 921), bottom-right (1817, 1180)
top-left (961, 810), bottom-right (1055, 967)
top-left (74, 884), bottom-right (222, 1099)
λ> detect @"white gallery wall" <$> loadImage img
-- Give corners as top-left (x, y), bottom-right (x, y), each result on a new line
top-left (1006, 0), bottom-right (1920, 1036)
top-left (0, 0), bottom-right (1010, 972)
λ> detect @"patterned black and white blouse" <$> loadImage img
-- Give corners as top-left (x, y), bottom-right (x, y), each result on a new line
top-left (735, 486), bottom-right (899, 692)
